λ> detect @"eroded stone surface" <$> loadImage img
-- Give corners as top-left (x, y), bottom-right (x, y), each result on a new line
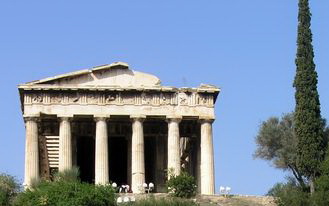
top-left (25, 62), bottom-right (161, 87)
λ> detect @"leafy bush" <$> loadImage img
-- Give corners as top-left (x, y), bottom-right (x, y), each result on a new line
top-left (14, 169), bottom-right (116, 206)
top-left (14, 181), bottom-right (116, 206)
top-left (311, 180), bottom-right (329, 206)
top-left (166, 171), bottom-right (197, 198)
top-left (267, 179), bottom-right (310, 206)
top-left (53, 167), bottom-right (80, 182)
top-left (268, 150), bottom-right (329, 206)
top-left (310, 152), bottom-right (329, 206)
top-left (0, 173), bottom-right (20, 206)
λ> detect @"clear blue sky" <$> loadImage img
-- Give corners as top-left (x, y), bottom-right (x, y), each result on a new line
top-left (0, 1), bottom-right (328, 195)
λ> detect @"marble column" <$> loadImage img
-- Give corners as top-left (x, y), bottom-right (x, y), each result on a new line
top-left (200, 119), bottom-right (215, 195)
top-left (167, 117), bottom-right (181, 177)
top-left (59, 117), bottom-right (72, 172)
top-left (24, 116), bottom-right (39, 188)
top-left (95, 117), bottom-right (109, 185)
top-left (131, 116), bottom-right (145, 193)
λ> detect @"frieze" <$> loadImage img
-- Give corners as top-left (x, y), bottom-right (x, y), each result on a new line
top-left (160, 93), bottom-right (172, 105)
top-left (32, 94), bottom-right (43, 103)
top-left (141, 93), bottom-right (152, 105)
top-left (24, 91), bottom-right (214, 107)
top-left (121, 93), bottom-right (135, 105)
top-left (50, 93), bottom-right (62, 104)
top-left (178, 93), bottom-right (188, 105)
top-left (105, 93), bottom-right (117, 104)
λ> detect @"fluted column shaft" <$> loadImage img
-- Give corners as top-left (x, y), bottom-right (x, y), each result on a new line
top-left (131, 117), bottom-right (145, 193)
top-left (167, 118), bottom-right (181, 177)
top-left (95, 117), bottom-right (109, 185)
top-left (24, 117), bottom-right (39, 188)
top-left (200, 119), bottom-right (215, 195)
top-left (59, 117), bottom-right (72, 172)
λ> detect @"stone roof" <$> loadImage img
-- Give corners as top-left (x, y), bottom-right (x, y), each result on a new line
top-left (18, 62), bottom-right (220, 94)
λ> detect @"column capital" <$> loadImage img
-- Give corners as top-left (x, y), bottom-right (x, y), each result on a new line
top-left (94, 114), bottom-right (110, 122)
top-left (58, 117), bottom-right (73, 122)
top-left (58, 114), bottom-right (74, 121)
top-left (166, 116), bottom-right (182, 123)
top-left (198, 117), bottom-right (215, 124)
top-left (23, 116), bottom-right (39, 122)
top-left (130, 115), bottom-right (146, 122)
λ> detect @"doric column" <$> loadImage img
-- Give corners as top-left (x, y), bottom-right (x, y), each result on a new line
top-left (95, 117), bottom-right (109, 185)
top-left (200, 119), bottom-right (215, 195)
top-left (24, 116), bottom-right (39, 188)
top-left (131, 116), bottom-right (145, 193)
top-left (167, 117), bottom-right (182, 177)
top-left (59, 117), bottom-right (72, 172)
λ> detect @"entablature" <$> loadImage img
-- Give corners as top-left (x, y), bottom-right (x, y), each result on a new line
top-left (21, 89), bottom-right (217, 108)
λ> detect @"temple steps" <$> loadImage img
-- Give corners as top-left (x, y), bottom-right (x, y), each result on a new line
top-left (45, 136), bottom-right (59, 169)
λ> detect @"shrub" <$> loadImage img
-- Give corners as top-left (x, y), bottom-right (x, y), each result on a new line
top-left (14, 168), bottom-right (116, 206)
top-left (311, 181), bottom-right (329, 206)
top-left (310, 157), bottom-right (329, 206)
top-left (267, 179), bottom-right (310, 206)
top-left (14, 181), bottom-right (116, 206)
top-left (53, 167), bottom-right (80, 182)
top-left (166, 171), bottom-right (197, 198)
top-left (0, 173), bottom-right (20, 206)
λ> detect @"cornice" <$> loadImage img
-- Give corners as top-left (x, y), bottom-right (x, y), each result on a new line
top-left (17, 85), bottom-right (220, 94)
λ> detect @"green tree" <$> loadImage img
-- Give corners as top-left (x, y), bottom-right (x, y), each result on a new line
top-left (0, 173), bottom-right (20, 206)
top-left (254, 113), bottom-right (328, 188)
top-left (310, 148), bottom-right (329, 205)
top-left (254, 113), bottom-right (305, 186)
top-left (293, 0), bottom-right (326, 194)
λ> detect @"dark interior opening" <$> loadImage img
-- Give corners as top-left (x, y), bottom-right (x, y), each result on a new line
top-left (145, 136), bottom-right (156, 188)
top-left (77, 136), bottom-right (95, 183)
top-left (109, 136), bottom-right (127, 186)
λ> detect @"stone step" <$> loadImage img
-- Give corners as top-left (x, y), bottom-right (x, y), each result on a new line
top-left (47, 147), bottom-right (59, 151)
top-left (46, 139), bottom-right (59, 144)
top-left (46, 144), bottom-right (59, 147)
top-left (46, 136), bottom-right (60, 169)
top-left (47, 150), bottom-right (59, 154)
top-left (48, 154), bottom-right (59, 158)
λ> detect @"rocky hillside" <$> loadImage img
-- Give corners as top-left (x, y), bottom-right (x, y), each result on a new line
top-left (119, 193), bottom-right (276, 206)
top-left (197, 195), bottom-right (276, 206)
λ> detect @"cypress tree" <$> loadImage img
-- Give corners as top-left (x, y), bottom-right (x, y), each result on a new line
top-left (293, 0), bottom-right (325, 194)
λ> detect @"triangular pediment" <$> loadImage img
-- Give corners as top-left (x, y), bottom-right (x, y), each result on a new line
top-left (26, 62), bottom-right (161, 87)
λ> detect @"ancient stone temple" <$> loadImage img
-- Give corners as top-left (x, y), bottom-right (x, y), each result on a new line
top-left (18, 62), bottom-right (220, 194)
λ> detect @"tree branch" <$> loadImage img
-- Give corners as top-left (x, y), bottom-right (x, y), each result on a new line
top-left (288, 164), bottom-right (305, 187)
